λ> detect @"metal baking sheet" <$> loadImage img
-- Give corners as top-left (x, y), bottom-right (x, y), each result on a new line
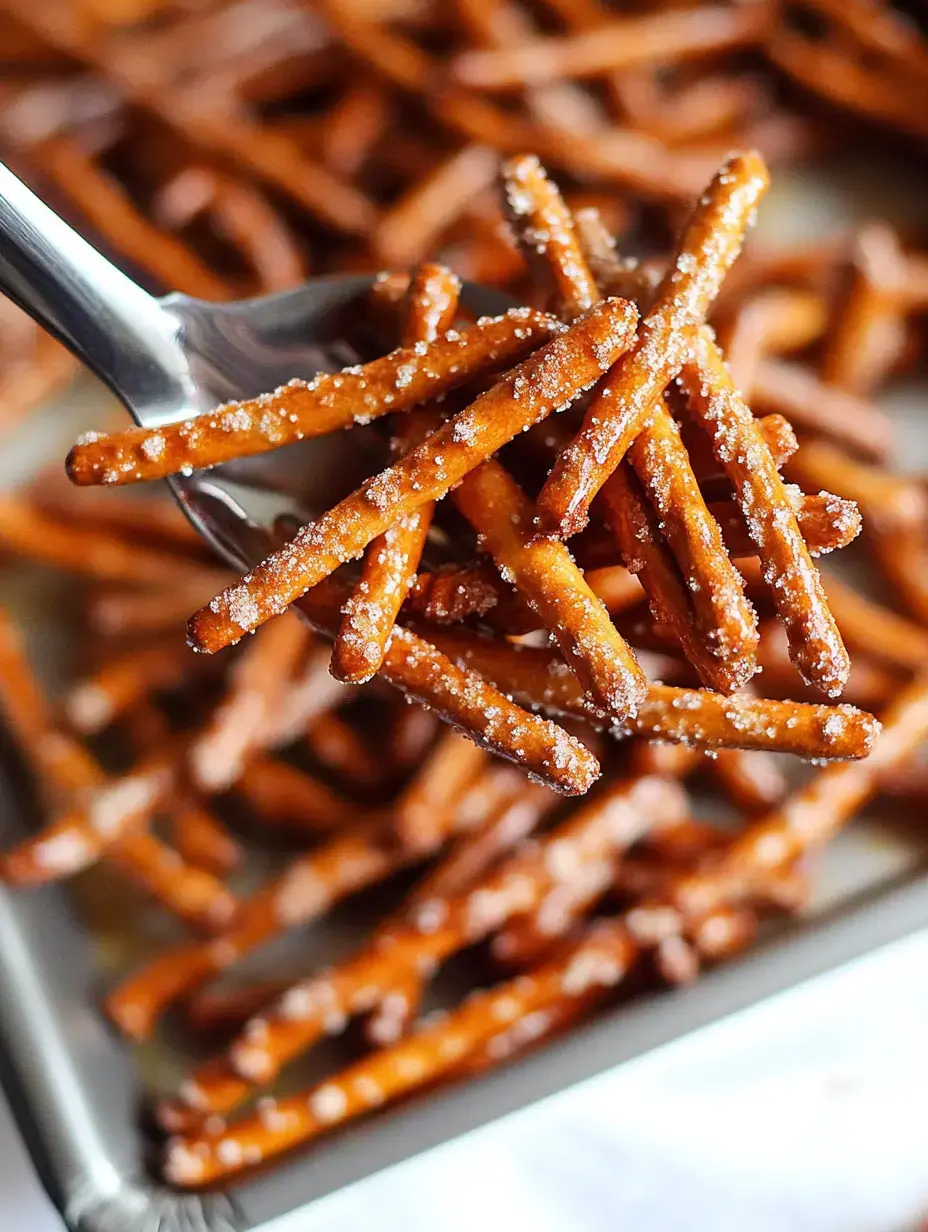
top-left (1, 155), bottom-right (927, 1231)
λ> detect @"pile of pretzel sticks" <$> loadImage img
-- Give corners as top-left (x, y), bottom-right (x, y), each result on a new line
top-left (0, 0), bottom-right (927, 1195)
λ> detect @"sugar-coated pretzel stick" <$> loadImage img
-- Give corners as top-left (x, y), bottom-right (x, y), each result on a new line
top-left (64, 643), bottom-right (186, 734)
top-left (626, 398), bottom-right (757, 685)
top-left (0, 748), bottom-right (177, 886)
top-left (163, 920), bottom-right (639, 1188)
top-left (296, 582), bottom-right (601, 795)
top-left (452, 4), bottom-right (768, 89)
top-left (331, 263), bottom-right (460, 684)
top-left (683, 334), bottom-right (851, 694)
top-left (417, 626), bottom-right (880, 759)
top-left (627, 674), bottom-right (928, 943)
top-left (501, 154), bottom-right (598, 321)
top-left (684, 411), bottom-right (798, 480)
top-left (599, 463), bottom-right (738, 691)
top-left (161, 774), bottom-right (681, 1121)
top-left (232, 755), bottom-right (352, 836)
top-left (536, 152), bottom-right (769, 538)
top-left (451, 458), bottom-right (648, 720)
top-left (188, 298), bottom-right (638, 652)
top-left (710, 489), bottom-right (860, 559)
top-left (65, 308), bottom-right (562, 486)
top-left (0, 494), bottom-right (224, 588)
top-left (188, 614), bottom-right (311, 793)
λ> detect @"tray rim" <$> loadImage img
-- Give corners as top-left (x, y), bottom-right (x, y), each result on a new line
top-left (0, 758), bottom-right (924, 1232)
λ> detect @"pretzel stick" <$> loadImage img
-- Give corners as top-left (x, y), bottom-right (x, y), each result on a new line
top-left (710, 489), bottom-right (860, 558)
top-left (0, 494), bottom-right (223, 588)
top-left (450, 458), bottom-right (648, 719)
top-left (756, 622), bottom-right (896, 712)
top-left (163, 920), bottom-right (639, 1187)
top-left (64, 643), bottom-right (185, 734)
top-left (303, 712), bottom-right (384, 792)
top-left (188, 614), bottom-right (311, 793)
top-left (536, 152), bottom-right (769, 538)
top-left (161, 774), bottom-right (681, 1121)
top-left (232, 755), bottom-right (352, 836)
top-left (599, 463), bottom-right (736, 690)
top-left (321, 81), bottom-right (390, 178)
top-left (417, 626), bottom-right (879, 758)
top-left (501, 154), bottom-right (598, 321)
top-left (684, 411), bottom-right (798, 480)
top-left (188, 297), bottom-right (638, 651)
top-left (453, 5), bottom-right (768, 89)
top-left (627, 673), bottom-right (928, 941)
top-left (169, 803), bottom-right (242, 879)
top-left (331, 263), bottom-right (460, 684)
top-left (707, 749), bottom-right (787, 814)
top-left (186, 980), bottom-right (294, 1036)
top-left (719, 287), bottom-right (828, 390)
top-left (680, 328), bottom-right (850, 695)
top-left (65, 308), bottom-right (562, 486)
top-left (392, 730), bottom-right (488, 853)
top-left (0, 748), bottom-right (177, 886)
top-left (297, 582), bottom-right (601, 794)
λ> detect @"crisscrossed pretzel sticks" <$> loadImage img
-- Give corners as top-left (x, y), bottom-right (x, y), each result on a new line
top-left (65, 307), bottom-right (563, 486)
top-left (501, 154), bottom-right (755, 693)
top-left (186, 296), bottom-right (639, 652)
top-left (535, 151), bottom-right (769, 539)
top-left (331, 263), bottom-right (460, 684)
top-left (153, 773), bottom-right (685, 1127)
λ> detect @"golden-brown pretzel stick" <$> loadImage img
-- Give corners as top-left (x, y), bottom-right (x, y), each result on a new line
top-left (163, 774), bottom-right (680, 1117)
top-left (501, 154), bottom-right (598, 321)
top-left (232, 755), bottom-right (352, 836)
top-left (536, 152), bottom-right (769, 538)
top-left (453, 5), bottom-right (768, 89)
top-left (105, 831), bottom-right (238, 934)
top-left (188, 614), bottom-right (311, 793)
top-left (710, 489), bottom-right (860, 559)
top-left (321, 81), bottom-right (390, 178)
top-left (599, 463), bottom-right (738, 691)
top-left (450, 458), bottom-right (648, 720)
top-left (418, 626), bottom-right (880, 759)
top-left (372, 146), bottom-right (500, 268)
top-left (626, 399), bottom-right (757, 685)
top-left (163, 920), bottom-right (638, 1187)
top-left (0, 493), bottom-right (224, 588)
top-left (331, 263), bottom-right (460, 684)
top-left (680, 330), bottom-right (850, 696)
top-left (628, 673), bottom-right (928, 941)
top-left (0, 748), bottom-right (177, 886)
top-left (297, 582), bottom-right (600, 795)
top-left (65, 308), bottom-right (562, 486)
top-left (684, 411), bottom-right (798, 480)
top-left (390, 704), bottom-right (440, 772)
top-left (188, 297), bottom-right (638, 652)
top-left (186, 979), bottom-right (294, 1036)
top-left (750, 359), bottom-right (893, 460)
top-left (64, 643), bottom-right (186, 734)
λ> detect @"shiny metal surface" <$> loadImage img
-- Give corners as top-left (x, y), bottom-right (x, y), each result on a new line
top-left (0, 161), bottom-right (512, 572)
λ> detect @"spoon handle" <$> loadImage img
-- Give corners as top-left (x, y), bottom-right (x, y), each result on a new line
top-left (0, 160), bottom-right (183, 412)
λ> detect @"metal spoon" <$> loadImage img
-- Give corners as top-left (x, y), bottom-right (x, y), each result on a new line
top-left (0, 161), bottom-right (512, 572)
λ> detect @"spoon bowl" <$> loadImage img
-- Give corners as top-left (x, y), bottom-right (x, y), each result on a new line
top-left (0, 162), bottom-right (514, 572)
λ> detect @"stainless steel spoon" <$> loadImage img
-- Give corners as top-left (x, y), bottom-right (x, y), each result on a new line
top-left (0, 161), bottom-right (512, 572)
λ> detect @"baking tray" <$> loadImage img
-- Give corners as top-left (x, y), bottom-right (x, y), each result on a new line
top-left (1, 156), bottom-right (928, 1231)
